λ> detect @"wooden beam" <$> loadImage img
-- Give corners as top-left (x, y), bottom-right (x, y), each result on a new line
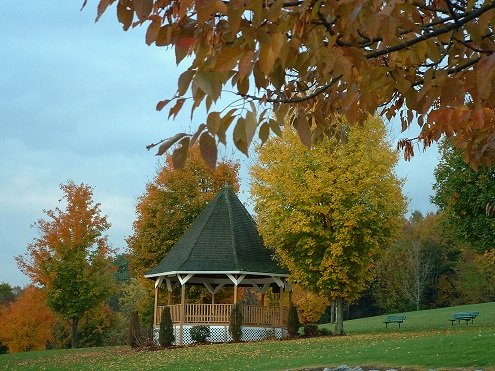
top-left (178, 273), bottom-right (194, 285)
top-left (179, 283), bottom-right (185, 346)
top-left (155, 276), bottom-right (164, 289)
top-left (153, 286), bottom-right (158, 326)
top-left (227, 273), bottom-right (246, 286)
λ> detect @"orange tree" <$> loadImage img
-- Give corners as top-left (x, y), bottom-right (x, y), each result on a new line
top-left (250, 116), bottom-right (406, 335)
top-left (16, 181), bottom-right (115, 349)
top-left (88, 0), bottom-right (495, 168)
top-left (127, 145), bottom-right (239, 319)
top-left (0, 286), bottom-right (54, 353)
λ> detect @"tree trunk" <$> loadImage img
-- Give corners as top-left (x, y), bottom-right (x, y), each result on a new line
top-left (71, 317), bottom-right (79, 349)
top-left (330, 300), bottom-right (336, 324)
top-left (334, 297), bottom-right (344, 336)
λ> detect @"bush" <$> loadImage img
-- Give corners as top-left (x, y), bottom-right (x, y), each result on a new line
top-left (287, 304), bottom-right (301, 337)
top-left (303, 324), bottom-right (318, 337)
top-left (189, 325), bottom-right (210, 343)
top-left (129, 311), bottom-right (140, 348)
top-left (229, 302), bottom-right (243, 342)
top-left (318, 327), bottom-right (332, 336)
top-left (159, 307), bottom-right (175, 347)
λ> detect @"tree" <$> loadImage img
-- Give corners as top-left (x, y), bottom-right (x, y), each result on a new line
top-left (89, 0), bottom-right (495, 168)
top-left (128, 145), bottom-right (239, 279)
top-left (127, 145), bottom-right (239, 322)
top-left (159, 306), bottom-right (175, 347)
top-left (432, 139), bottom-right (495, 253)
top-left (0, 283), bottom-right (20, 307)
top-left (16, 181), bottom-right (115, 349)
top-left (250, 116), bottom-right (406, 335)
top-left (292, 285), bottom-right (328, 324)
top-left (373, 211), bottom-right (459, 312)
top-left (0, 286), bottom-right (54, 353)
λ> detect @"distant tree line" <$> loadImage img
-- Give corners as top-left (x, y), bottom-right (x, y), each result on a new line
top-left (1, 132), bottom-right (494, 352)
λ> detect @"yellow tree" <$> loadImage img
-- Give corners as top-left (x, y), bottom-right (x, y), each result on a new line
top-left (0, 286), bottom-right (54, 353)
top-left (250, 116), bottom-right (406, 334)
top-left (88, 0), bottom-right (495, 168)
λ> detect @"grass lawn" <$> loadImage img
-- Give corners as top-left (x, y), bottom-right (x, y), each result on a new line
top-left (1, 302), bottom-right (494, 370)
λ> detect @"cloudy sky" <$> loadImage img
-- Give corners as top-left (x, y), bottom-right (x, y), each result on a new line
top-left (0, 1), bottom-right (438, 287)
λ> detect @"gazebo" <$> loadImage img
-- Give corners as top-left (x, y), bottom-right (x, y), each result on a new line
top-left (145, 185), bottom-right (291, 345)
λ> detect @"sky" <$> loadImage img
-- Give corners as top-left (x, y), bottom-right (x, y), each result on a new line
top-left (0, 1), bottom-right (438, 287)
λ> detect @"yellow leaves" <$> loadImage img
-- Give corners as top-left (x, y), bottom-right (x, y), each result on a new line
top-left (251, 116), bottom-right (405, 299)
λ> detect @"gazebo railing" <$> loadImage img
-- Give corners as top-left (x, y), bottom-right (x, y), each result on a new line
top-left (156, 304), bottom-right (288, 327)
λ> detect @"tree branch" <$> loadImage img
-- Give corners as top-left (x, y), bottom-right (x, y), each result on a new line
top-left (239, 75), bottom-right (342, 103)
top-left (366, 1), bottom-right (495, 60)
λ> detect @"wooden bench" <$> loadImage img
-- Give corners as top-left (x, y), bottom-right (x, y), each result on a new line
top-left (383, 315), bottom-right (406, 328)
top-left (449, 311), bottom-right (479, 325)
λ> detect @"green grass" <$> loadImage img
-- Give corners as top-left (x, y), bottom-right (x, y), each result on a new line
top-left (1, 302), bottom-right (494, 370)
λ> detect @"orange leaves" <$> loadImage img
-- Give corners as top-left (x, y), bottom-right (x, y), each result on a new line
top-left (90, 0), bottom-right (495, 168)
top-left (476, 53), bottom-right (495, 100)
top-left (0, 286), bottom-right (54, 353)
top-left (425, 106), bottom-right (495, 168)
top-left (133, 0), bottom-right (153, 21)
top-left (116, 0), bottom-right (133, 30)
top-left (258, 33), bottom-right (285, 76)
top-left (199, 132), bottom-right (217, 169)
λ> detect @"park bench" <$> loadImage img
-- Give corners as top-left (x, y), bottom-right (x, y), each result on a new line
top-left (383, 315), bottom-right (406, 328)
top-left (449, 311), bottom-right (479, 325)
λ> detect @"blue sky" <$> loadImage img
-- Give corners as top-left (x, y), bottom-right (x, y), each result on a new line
top-left (0, 1), bottom-right (438, 287)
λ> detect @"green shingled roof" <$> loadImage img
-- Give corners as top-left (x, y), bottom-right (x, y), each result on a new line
top-left (145, 185), bottom-right (288, 277)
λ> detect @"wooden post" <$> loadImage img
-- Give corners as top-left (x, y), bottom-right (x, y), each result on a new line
top-left (179, 283), bottom-right (185, 345)
top-left (212, 293), bottom-right (215, 305)
top-left (168, 290), bottom-right (172, 306)
top-left (279, 286), bottom-right (284, 326)
top-left (154, 286), bottom-right (159, 326)
top-left (233, 284), bottom-right (238, 304)
top-left (261, 294), bottom-right (265, 307)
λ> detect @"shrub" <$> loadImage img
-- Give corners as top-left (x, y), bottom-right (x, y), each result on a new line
top-left (287, 303), bottom-right (301, 337)
top-left (318, 327), bottom-right (332, 336)
top-left (303, 324), bottom-right (318, 337)
top-left (129, 311), bottom-right (140, 348)
top-left (159, 307), bottom-right (175, 347)
top-left (189, 325), bottom-right (210, 343)
top-left (229, 302), bottom-right (243, 342)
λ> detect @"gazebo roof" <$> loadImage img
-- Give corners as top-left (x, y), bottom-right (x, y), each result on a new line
top-left (145, 185), bottom-right (288, 279)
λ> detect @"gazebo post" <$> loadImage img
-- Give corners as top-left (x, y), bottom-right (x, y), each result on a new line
top-left (179, 283), bottom-right (185, 346)
top-left (279, 285), bottom-right (284, 326)
top-left (154, 286), bottom-right (159, 326)
top-left (233, 284), bottom-right (238, 304)
top-left (153, 277), bottom-right (163, 326)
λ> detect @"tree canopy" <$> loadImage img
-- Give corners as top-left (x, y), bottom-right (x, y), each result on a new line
top-left (16, 181), bottom-right (115, 348)
top-left (89, 0), bottom-right (495, 168)
top-left (250, 116), bottom-right (406, 334)
top-left (0, 286), bottom-right (54, 353)
top-left (127, 145), bottom-right (239, 279)
top-left (432, 139), bottom-right (495, 252)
